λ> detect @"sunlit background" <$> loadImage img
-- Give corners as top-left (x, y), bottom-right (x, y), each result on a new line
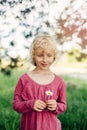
top-left (0, 0), bottom-right (87, 76)
top-left (0, 1), bottom-right (87, 130)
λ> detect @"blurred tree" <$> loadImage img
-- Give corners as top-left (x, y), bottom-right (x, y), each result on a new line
top-left (56, 0), bottom-right (87, 60)
top-left (0, 0), bottom-right (87, 74)
top-left (0, 0), bottom-right (52, 74)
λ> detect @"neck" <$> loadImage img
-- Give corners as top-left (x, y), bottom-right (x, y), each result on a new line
top-left (33, 68), bottom-right (52, 74)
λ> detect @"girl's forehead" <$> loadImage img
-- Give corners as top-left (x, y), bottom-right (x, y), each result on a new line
top-left (34, 47), bottom-right (55, 54)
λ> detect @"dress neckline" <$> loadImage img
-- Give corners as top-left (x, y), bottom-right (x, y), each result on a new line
top-left (25, 73), bottom-right (56, 86)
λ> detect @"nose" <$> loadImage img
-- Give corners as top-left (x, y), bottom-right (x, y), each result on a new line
top-left (43, 55), bottom-right (47, 62)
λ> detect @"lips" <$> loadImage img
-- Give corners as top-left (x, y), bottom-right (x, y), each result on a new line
top-left (41, 63), bottom-right (48, 67)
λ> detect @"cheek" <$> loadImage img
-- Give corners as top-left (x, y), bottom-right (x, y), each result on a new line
top-left (34, 57), bottom-right (41, 62)
top-left (49, 57), bottom-right (55, 63)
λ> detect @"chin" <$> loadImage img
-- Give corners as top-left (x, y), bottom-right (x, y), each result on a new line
top-left (41, 67), bottom-right (49, 70)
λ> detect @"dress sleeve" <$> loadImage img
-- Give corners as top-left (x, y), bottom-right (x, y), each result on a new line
top-left (12, 78), bottom-right (35, 114)
top-left (53, 80), bottom-right (67, 115)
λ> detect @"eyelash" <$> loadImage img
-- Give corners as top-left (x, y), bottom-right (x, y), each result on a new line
top-left (37, 55), bottom-right (53, 57)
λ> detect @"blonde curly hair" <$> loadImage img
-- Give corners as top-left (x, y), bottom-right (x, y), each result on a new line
top-left (29, 35), bottom-right (58, 66)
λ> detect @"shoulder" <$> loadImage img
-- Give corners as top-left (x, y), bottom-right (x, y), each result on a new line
top-left (55, 74), bottom-right (64, 81)
top-left (18, 73), bottom-right (30, 84)
top-left (54, 74), bottom-right (66, 86)
top-left (19, 73), bottom-right (27, 80)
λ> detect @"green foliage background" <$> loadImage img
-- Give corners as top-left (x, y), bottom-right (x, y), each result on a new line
top-left (0, 69), bottom-right (87, 130)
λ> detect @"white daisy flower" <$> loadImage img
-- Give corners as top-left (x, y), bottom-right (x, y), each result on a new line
top-left (46, 90), bottom-right (53, 96)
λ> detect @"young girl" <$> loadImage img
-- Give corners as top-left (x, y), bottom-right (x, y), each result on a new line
top-left (13, 35), bottom-right (67, 130)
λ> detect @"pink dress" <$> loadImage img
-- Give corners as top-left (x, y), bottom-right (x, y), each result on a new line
top-left (13, 74), bottom-right (67, 130)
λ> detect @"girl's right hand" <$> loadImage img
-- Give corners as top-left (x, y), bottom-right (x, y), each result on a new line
top-left (33, 100), bottom-right (46, 112)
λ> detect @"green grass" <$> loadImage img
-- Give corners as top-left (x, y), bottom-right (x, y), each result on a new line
top-left (59, 75), bottom-right (87, 130)
top-left (0, 69), bottom-right (22, 130)
top-left (0, 69), bottom-right (87, 130)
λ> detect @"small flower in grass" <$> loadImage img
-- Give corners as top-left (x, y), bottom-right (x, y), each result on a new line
top-left (46, 90), bottom-right (53, 100)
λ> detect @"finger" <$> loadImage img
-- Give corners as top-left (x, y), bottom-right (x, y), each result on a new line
top-left (47, 107), bottom-right (56, 111)
top-left (37, 104), bottom-right (46, 110)
top-left (46, 102), bottom-right (57, 111)
top-left (39, 101), bottom-right (47, 108)
top-left (34, 100), bottom-right (45, 107)
top-left (46, 100), bottom-right (56, 105)
top-left (35, 101), bottom-right (46, 110)
top-left (47, 105), bottom-right (57, 111)
top-left (34, 107), bottom-right (42, 112)
top-left (39, 100), bottom-right (46, 106)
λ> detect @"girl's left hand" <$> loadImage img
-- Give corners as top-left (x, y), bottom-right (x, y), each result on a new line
top-left (46, 99), bottom-right (57, 111)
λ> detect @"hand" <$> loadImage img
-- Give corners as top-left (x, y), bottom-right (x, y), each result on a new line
top-left (33, 100), bottom-right (46, 112)
top-left (46, 99), bottom-right (57, 111)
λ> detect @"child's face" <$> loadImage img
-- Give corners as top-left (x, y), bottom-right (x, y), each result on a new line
top-left (34, 48), bottom-right (55, 70)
